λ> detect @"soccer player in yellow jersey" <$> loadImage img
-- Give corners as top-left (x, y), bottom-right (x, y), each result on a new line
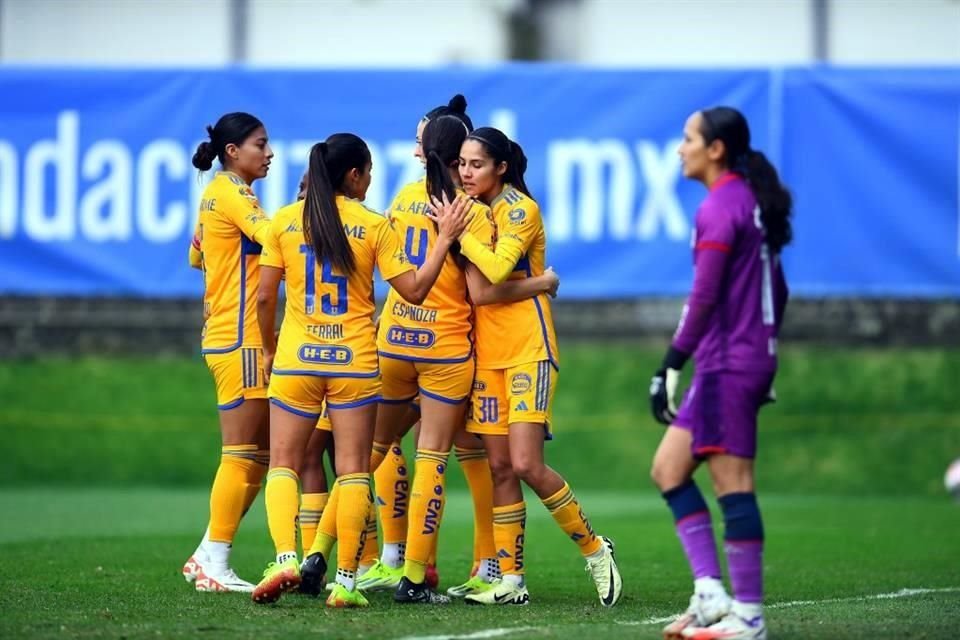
top-left (443, 127), bottom-right (623, 607)
top-left (181, 113), bottom-right (274, 593)
top-left (252, 133), bottom-right (471, 608)
top-left (357, 96), bottom-right (483, 595)
top-left (286, 172), bottom-right (337, 589)
top-left (367, 115), bottom-right (561, 605)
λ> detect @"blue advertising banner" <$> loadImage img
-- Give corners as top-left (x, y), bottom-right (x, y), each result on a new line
top-left (0, 67), bottom-right (956, 298)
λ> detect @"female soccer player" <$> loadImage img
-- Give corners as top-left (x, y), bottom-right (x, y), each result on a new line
top-left (291, 173), bottom-right (337, 576)
top-left (182, 112), bottom-right (273, 593)
top-left (438, 127), bottom-right (622, 607)
top-left (371, 115), bottom-right (560, 605)
top-left (649, 106), bottom-right (791, 640)
top-left (253, 133), bottom-right (471, 608)
top-left (356, 94), bottom-right (530, 598)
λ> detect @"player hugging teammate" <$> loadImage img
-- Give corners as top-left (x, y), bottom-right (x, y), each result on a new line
top-left (182, 96), bottom-right (623, 610)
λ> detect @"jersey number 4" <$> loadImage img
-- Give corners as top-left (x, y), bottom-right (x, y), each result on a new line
top-left (300, 244), bottom-right (348, 316)
top-left (404, 227), bottom-right (429, 268)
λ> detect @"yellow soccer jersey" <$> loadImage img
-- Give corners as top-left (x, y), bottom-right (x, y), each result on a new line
top-left (377, 179), bottom-right (495, 363)
top-left (261, 196), bottom-right (414, 377)
top-left (459, 186), bottom-right (560, 370)
top-left (198, 171), bottom-right (271, 354)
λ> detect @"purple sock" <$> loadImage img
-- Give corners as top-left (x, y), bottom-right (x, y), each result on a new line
top-left (663, 481), bottom-right (722, 580)
top-left (719, 492), bottom-right (764, 604)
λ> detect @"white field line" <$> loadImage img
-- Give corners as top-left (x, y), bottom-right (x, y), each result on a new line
top-left (398, 628), bottom-right (539, 640)
top-left (618, 587), bottom-right (960, 626)
top-left (399, 587), bottom-right (960, 640)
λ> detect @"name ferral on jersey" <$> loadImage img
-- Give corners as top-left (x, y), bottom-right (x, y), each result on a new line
top-left (386, 326), bottom-right (436, 349)
top-left (297, 344), bottom-right (353, 365)
top-left (305, 324), bottom-right (344, 340)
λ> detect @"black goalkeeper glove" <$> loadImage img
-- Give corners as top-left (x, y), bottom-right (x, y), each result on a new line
top-left (649, 346), bottom-right (689, 426)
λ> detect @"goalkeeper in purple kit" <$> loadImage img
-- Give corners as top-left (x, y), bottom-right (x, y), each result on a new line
top-left (648, 106), bottom-right (792, 640)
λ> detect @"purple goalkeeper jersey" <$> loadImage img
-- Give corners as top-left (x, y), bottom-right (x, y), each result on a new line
top-left (672, 173), bottom-right (789, 374)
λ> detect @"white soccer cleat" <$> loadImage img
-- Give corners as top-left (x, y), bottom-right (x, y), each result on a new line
top-left (463, 578), bottom-right (530, 605)
top-left (680, 611), bottom-right (767, 640)
top-left (664, 589), bottom-right (732, 639)
top-left (195, 567), bottom-right (256, 593)
top-left (585, 536), bottom-right (623, 607)
top-left (182, 553), bottom-right (206, 583)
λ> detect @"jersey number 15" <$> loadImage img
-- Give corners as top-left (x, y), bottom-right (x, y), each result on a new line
top-left (300, 244), bottom-right (348, 316)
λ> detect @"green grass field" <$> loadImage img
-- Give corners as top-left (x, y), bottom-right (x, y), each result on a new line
top-left (2, 344), bottom-right (959, 638)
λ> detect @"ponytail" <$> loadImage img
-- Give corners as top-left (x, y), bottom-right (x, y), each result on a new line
top-left (423, 115), bottom-right (468, 204)
top-left (423, 93), bottom-right (474, 131)
top-left (425, 149), bottom-right (457, 203)
top-left (700, 106), bottom-right (793, 254)
top-left (743, 150), bottom-right (793, 254)
top-left (302, 141), bottom-right (356, 276)
top-left (193, 112), bottom-right (263, 173)
top-left (504, 141), bottom-right (531, 198)
top-left (192, 130), bottom-right (217, 171)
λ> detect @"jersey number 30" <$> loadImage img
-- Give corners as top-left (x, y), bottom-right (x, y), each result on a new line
top-left (300, 245), bottom-right (348, 316)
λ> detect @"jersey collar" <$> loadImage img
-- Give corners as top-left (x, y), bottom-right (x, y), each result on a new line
top-left (709, 171), bottom-right (740, 192)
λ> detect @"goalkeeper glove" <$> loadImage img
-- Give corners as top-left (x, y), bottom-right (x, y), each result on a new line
top-left (649, 346), bottom-right (689, 426)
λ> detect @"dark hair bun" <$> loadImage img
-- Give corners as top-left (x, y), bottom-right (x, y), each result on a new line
top-left (192, 141), bottom-right (216, 171)
top-left (448, 94), bottom-right (467, 114)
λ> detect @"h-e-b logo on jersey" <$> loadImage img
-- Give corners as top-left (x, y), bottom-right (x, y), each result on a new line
top-left (298, 344), bottom-right (353, 365)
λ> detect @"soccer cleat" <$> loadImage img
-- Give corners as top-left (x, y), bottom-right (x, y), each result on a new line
top-left (326, 583), bottom-right (371, 608)
top-left (251, 558), bottom-right (300, 604)
top-left (464, 578), bottom-right (530, 606)
top-left (195, 567), bottom-right (255, 593)
top-left (298, 553), bottom-right (328, 596)
top-left (393, 576), bottom-right (451, 604)
top-left (681, 612), bottom-right (767, 640)
top-left (425, 564), bottom-right (440, 590)
top-left (182, 553), bottom-right (205, 583)
top-left (585, 536), bottom-right (623, 607)
top-left (446, 575), bottom-right (496, 598)
top-left (356, 560), bottom-right (403, 592)
top-left (664, 590), bottom-right (733, 640)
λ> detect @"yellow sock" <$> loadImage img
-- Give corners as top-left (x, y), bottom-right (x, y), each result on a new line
top-left (299, 492), bottom-right (328, 555)
top-left (264, 467), bottom-right (300, 555)
top-left (403, 449), bottom-right (448, 583)
top-left (240, 449), bottom-right (270, 515)
top-left (358, 508), bottom-right (379, 567)
top-left (542, 482), bottom-right (602, 557)
top-left (370, 441), bottom-right (390, 472)
top-left (377, 441), bottom-right (409, 544)
top-left (308, 480), bottom-right (339, 560)
top-left (208, 444), bottom-right (259, 543)
top-left (429, 480), bottom-right (447, 568)
top-left (336, 473), bottom-right (372, 573)
top-left (493, 501), bottom-right (527, 576)
top-left (456, 446), bottom-right (496, 563)
top-left (356, 442), bottom-right (391, 566)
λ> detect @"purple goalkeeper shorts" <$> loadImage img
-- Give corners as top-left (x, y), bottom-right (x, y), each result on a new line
top-left (673, 369), bottom-right (775, 460)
